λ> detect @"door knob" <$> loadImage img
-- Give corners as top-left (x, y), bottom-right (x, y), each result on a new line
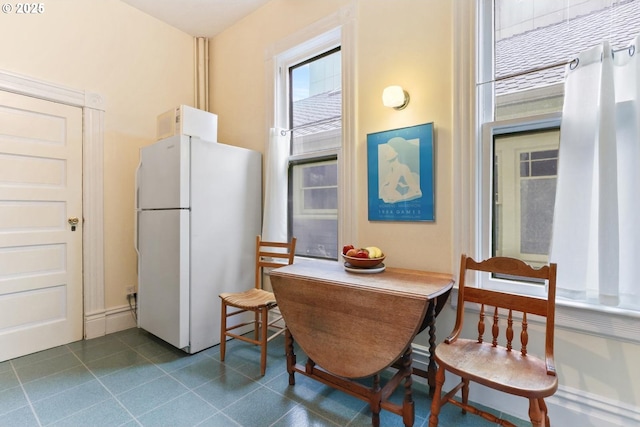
top-left (68, 217), bottom-right (79, 231)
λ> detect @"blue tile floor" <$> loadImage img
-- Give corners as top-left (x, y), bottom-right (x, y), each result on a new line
top-left (0, 328), bottom-right (530, 426)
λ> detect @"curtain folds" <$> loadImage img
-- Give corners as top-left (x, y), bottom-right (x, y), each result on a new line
top-left (261, 128), bottom-right (289, 243)
top-left (551, 35), bottom-right (640, 309)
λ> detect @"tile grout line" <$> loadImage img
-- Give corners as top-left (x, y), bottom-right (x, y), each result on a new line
top-left (261, 371), bottom-right (347, 427)
top-left (127, 344), bottom-right (225, 418)
top-left (39, 333), bottom-right (198, 426)
top-left (50, 341), bottom-right (143, 427)
top-left (269, 401), bottom-right (343, 427)
top-left (193, 409), bottom-right (243, 427)
top-left (128, 335), bottom-right (295, 425)
top-left (10, 350), bottom-right (48, 427)
top-left (95, 333), bottom-right (224, 425)
top-left (11, 340), bottom-right (145, 423)
top-left (3, 330), bottom-right (528, 427)
top-left (91, 333), bottom-right (214, 425)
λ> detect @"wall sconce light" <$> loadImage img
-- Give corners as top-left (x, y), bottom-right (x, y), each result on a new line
top-left (382, 85), bottom-right (410, 110)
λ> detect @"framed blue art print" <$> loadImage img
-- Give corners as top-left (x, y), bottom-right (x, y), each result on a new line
top-left (367, 123), bottom-right (435, 221)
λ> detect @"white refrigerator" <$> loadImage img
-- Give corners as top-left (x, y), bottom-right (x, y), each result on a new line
top-left (135, 134), bottom-right (261, 353)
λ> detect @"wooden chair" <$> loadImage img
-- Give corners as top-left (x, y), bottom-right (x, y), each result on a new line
top-left (429, 255), bottom-right (558, 427)
top-left (219, 235), bottom-right (296, 376)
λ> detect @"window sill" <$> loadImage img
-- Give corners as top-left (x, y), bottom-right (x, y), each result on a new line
top-left (554, 298), bottom-right (640, 344)
top-left (449, 288), bottom-right (640, 344)
top-left (294, 255), bottom-right (340, 266)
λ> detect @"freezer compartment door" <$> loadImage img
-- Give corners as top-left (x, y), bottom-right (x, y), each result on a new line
top-left (137, 209), bottom-right (190, 350)
top-left (137, 135), bottom-right (190, 209)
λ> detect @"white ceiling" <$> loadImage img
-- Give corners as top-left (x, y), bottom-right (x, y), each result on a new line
top-left (119, 0), bottom-right (272, 38)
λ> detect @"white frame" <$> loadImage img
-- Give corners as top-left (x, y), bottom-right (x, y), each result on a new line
top-left (291, 159), bottom-right (339, 218)
top-left (266, 3), bottom-right (357, 258)
top-left (479, 113), bottom-right (560, 296)
top-left (495, 132), bottom-right (559, 264)
top-left (456, 0), bottom-right (640, 344)
top-left (0, 68), bottom-right (106, 338)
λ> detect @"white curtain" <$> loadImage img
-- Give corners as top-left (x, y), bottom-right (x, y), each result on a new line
top-left (550, 35), bottom-right (640, 308)
top-left (261, 128), bottom-right (289, 243)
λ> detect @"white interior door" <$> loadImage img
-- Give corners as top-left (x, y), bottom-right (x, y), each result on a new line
top-left (0, 90), bottom-right (83, 361)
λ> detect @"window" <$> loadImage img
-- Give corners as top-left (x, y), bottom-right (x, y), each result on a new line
top-left (289, 159), bottom-right (339, 258)
top-left (266, 8), bottom-right (354, 264)
top-left (287, 47), bottom-right (341, 260)
top-left (489, 122), bottom-right (559, 273)
top-left (478, 0), bottom-right (640, 292)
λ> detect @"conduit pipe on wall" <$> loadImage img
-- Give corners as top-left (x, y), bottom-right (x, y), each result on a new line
top-left (194, 37), bottom-right (209, 111)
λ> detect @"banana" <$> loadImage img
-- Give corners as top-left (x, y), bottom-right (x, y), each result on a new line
top-left (365, 246), bottom-right (382, 258)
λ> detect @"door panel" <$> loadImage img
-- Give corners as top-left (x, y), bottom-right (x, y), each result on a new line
top-left (0, 90), bottom-right (83, 361)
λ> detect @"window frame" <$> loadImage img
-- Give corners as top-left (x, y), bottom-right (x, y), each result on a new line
top-left (458, 0), bottom-right (640, 342)
top-left (479, 113), bottom-right (561, 296)
top-left (476, 0), bottom-right (565, 293)
top-left (267, 5), bottom-right (357, 263)
top-left (289, 155), bottom-right (339, 218)
top-left (284, 46), bottom-right (341, 260)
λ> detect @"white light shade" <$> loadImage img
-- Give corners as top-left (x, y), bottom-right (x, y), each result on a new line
top-left (382, 85), bottom-right (409, 109)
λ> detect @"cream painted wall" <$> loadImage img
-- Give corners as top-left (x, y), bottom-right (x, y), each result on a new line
top-left (209, 0), bottom-right (350, 155)
top-left (209, 0), bottom-right (453, 274)
top-left (356, 1), bottom-right (453, 273)
top-left (209, 0), bottom-right (640, 423)
top-left (0, 0), bottom-right (194, 308)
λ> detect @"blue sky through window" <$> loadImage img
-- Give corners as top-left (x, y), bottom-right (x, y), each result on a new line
top-left (292, 65), bottom-right (309, 102)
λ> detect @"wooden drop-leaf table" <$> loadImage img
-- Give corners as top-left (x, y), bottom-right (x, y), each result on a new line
top-left (270, 260), bottom-right (454, 427)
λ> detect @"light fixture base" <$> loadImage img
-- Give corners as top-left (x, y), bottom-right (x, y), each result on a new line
top-left (393, 90), bottom-right (410, 110)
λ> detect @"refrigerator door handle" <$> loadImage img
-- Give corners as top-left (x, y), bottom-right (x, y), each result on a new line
top-left (134, 157), bottom-right (142, 256)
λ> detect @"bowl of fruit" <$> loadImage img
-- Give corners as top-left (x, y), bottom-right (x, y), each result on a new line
top-left (342, 245), bottom-right (385, 269)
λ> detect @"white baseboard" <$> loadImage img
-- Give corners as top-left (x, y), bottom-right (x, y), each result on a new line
top-left (548, 386), bottom-right (640, 427)
top-left (84, 304), bottom-right (137, 340)
top-left (411, 344), bottom-right (640, 426)
top-left (411, 343), bottom-right (431, 373)
top-left (462, 382), bottom-right (640, 427)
